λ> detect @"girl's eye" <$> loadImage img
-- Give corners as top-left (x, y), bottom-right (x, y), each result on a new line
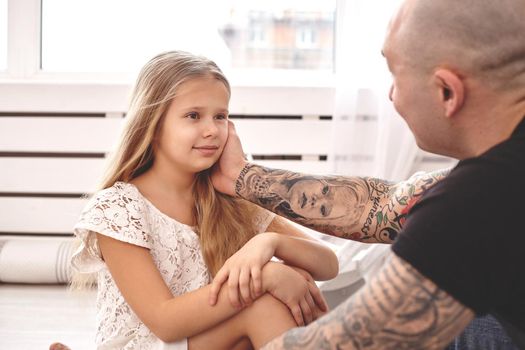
top-left (186, 112), bottom-right (199, 120)
top-left (215, 114), bottom-right (227, 120)
top-left (322, 185), bottom-right (329, 195)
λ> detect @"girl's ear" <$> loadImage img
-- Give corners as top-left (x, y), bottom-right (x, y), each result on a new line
top-left (433, 69), bottom-right (465, 118)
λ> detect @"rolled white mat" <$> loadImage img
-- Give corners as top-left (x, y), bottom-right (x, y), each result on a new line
top-left (0, 238), bottom-right (75, 284)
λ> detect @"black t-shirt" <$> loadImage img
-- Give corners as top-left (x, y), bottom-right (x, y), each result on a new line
top-left (392, 117), bottom-right (525, 347)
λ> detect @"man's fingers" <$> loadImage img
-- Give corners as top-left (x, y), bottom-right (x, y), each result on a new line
top-left (228, 120), bottom-right (238, 135)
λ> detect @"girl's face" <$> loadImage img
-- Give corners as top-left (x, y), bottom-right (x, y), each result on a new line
top-left (155, 76), bottom-right (230, 175)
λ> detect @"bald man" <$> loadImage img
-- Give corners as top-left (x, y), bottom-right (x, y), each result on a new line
top-left (211, 0), bottom-right (525, 348)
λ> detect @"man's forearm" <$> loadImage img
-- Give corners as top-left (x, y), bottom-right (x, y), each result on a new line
top-left (262, 253), bottom-right (474, 350)
top-left (235, 164), bottom-right (450, 243)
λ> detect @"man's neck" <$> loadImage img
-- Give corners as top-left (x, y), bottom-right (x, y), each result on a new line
top-left (456, 98), bottom-right (525, 159)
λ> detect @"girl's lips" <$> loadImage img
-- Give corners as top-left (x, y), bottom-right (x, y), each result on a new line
top-left (193, 146), bottom-right (219, 156)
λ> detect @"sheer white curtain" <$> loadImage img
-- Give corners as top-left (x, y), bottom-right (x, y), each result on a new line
top-left (330, 0), bottom-right (414, 181)
top-left (324, 0), bottom-right (416, 290)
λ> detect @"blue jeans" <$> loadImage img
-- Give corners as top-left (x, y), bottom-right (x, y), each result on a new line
top-left (445, 315), bottom-right (519, 350)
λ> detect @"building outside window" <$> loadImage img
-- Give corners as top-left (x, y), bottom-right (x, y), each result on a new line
top-left (218, 4), bottom-right (334, 70)
top-left (41, 0), bottom-right (335, 74)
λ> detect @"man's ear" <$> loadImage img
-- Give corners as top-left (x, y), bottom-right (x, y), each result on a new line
top-left (434, 69), bottom-right (465, 118)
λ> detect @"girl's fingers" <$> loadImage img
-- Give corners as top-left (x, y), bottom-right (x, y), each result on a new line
top-left (239, 268), bottom-right (252, 305)
top-left (208, 268), bottom-right (229, 305)
top-left (305, 291), bottom-right (317, 320)
top-left (250, 277), bottom-right (259, 301)
top-left (250, 266), bottom-right (262, 296)
top-left (290, 304), bottom-right (305, 327)
top-left (308, 282), bottom-right (328, 312)
top-left (299, 298), bottom-right (313, 325)
top-left (227, 268), bottom-right (241, 308)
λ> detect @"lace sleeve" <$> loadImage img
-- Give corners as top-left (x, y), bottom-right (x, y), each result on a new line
top-left (71, 183), bottom-right (152, 273)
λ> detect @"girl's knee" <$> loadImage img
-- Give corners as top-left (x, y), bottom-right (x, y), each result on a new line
top-left (246, 294), bottom-right (292, 320)
top-left (241, 294), bottom-right (296, 347)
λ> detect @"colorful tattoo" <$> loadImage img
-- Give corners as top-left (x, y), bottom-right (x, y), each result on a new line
top-left (235, 165), bottom-right (451, 243)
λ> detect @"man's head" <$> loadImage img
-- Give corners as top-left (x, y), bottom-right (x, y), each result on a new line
top-left (383, 0), bottom-right (525, 159)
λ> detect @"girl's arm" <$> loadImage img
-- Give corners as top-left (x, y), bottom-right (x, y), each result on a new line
top-left (96, 233), bottom-right (307, 343)
top-left (97, 233), bottom-right (239, 342)
top-left (209, 215), bottom-right (337, 311)
top-left (266, 215), bottom-right (339, 281)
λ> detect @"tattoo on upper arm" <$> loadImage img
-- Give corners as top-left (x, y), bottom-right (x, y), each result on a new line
top-left (236, 164), bottom-right (451, 243)
top-left (263, 253), bottom-right (474, 350)
top-left (357, 168), bottom-right (451, 244)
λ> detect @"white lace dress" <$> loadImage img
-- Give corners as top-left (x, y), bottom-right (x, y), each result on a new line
top-left (71, 181), bottom-right (274, 350)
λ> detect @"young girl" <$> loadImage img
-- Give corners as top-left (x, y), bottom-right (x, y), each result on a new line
top-left (70, 51), bottom-right (339, 349)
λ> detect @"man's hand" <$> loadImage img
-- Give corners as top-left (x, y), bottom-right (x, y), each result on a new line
top-left (211, 120), bottom-right (248, 196)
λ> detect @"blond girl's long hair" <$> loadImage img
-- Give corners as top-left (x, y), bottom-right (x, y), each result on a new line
top-left (72, 51), bottom-right (257, 288)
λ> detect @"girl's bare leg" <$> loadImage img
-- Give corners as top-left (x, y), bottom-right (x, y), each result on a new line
top-left (188, 294), bottom-right (296, 350)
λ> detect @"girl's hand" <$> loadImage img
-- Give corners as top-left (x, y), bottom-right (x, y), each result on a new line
top-left (209, 233), bottom-right (278, 308)
top-left (287, 265), bottom-right (329, 319)
top-left (262, 262), bottom-right (328, 326)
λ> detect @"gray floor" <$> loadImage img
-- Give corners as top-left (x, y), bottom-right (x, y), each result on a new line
top-left (0, 284), bottom-right (96, 350)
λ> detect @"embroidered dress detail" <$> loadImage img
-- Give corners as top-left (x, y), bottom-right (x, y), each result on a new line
top-left (71, 182), bottom-right (275, 349)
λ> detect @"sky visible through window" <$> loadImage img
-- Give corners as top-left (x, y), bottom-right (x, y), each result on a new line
top-left (41, 0), bottom-right (335, 74)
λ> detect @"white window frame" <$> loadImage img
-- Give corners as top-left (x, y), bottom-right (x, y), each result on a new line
top-left (0, 0), bottom-right (341, 115)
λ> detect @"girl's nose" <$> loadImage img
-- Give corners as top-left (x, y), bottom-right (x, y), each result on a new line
top-left (202, 119), bottom-right (219, 137)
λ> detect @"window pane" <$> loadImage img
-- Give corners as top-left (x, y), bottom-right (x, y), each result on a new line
top-left (41, 0), bottom-right (335, 73)
top-left (0, 0), bottom-right (7, 71)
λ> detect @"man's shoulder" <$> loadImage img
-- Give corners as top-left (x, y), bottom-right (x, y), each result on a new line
top-left (433, 135), bottom-right (525, 198)
top-left (460, 126), bottom-right (525, 174)
top-left (406, 142), bottom-right (524, 227)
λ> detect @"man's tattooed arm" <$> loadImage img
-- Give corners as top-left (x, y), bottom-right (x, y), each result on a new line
top-left (262, 253), bottom-right (474, 350)
top-left (235, 164), bottom-right (451, 243)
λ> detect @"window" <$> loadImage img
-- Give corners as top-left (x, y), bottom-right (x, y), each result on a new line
top-left (249, 26), bottom-right (268, 48)
top-left (0, 0), bottom-right (7, 71)
top-left (218, 3), bottom-right (334, 71)
top-left (296, 27), bottom-right (316, 48)
top-left (41, 0), bottom-right (335, 73)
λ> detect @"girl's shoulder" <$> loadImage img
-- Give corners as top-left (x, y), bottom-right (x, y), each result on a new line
top-left (74, 181), bottom-right (153, 249)
top-left (72, 182), bottom-right (152, 273)
top-left (81, 181), bottom-right (152, 218)
top-left (89, 181), bottom-right (144, 206)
